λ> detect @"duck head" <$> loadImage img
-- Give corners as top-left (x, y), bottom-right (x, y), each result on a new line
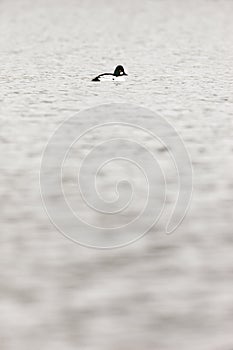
top-left (113, 65), bottom-right (128, 77)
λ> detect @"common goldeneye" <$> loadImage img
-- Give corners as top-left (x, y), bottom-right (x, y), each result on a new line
top-left (92, 65), bottom-right (128, 82)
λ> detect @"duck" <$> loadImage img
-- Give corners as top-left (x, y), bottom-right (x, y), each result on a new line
top-left (92, 65), bottom-right (128, 82)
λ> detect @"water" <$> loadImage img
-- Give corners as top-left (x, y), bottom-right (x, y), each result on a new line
top-left (1, 0), bottom-right (233, 349)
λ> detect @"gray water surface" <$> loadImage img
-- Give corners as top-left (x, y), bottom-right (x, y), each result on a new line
top-left (1, 0), bottom-right (233, 349)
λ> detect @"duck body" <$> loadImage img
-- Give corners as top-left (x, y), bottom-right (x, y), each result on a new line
top-left (92, 65), bottom-right (128, 82)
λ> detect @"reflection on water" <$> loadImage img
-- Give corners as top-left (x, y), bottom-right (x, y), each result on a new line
top-left (1, 0), bottom-right (233, 349)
